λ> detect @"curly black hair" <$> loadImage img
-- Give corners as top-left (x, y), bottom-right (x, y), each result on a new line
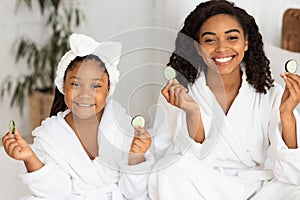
top-left (50, 55), bottom-right (109, 116)
top-left (168, 0), bottom-right (273, 94)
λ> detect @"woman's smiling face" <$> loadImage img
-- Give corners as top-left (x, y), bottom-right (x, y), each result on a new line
top-left (63, 59), bottom-right (109, 120)
top-left (197, 14), bottom-right (248, 75)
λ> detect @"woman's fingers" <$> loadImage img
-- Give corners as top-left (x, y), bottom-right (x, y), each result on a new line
top-left (161, 80), bottom-right (172, 101)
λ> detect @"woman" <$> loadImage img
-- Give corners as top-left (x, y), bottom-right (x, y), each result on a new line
top-left (149, 0), bottom-right (300, 199)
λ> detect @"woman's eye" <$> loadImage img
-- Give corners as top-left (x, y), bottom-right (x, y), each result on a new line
top-left (204, 38), bottom-right (215, 43)
top-left (71, 82), bottom-right (80, 87)
top-left (228, 36), bottom-right (238, 41)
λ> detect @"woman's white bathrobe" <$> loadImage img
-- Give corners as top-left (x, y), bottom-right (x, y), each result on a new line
top-left (20, 100), bottom-right (154, 200)
top-left (149, 71), bottom-right (300, 200)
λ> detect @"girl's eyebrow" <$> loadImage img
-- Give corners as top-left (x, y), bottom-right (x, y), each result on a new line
top-left (201, 29), bottom-right (241, 37)
top-left (69, 76), bottom-right (104, 82)
top-left (69, 76), bottom-right (80, 80)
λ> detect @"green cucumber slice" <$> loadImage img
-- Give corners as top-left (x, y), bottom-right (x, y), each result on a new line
top-left (131, 115), bottom-right (145, 128)
top-left (163, 66), bottom-right (177, 80)
top-left (285, 59), bottom-right (298, 73)
top-left (9, 120), bottom-right (15, 134)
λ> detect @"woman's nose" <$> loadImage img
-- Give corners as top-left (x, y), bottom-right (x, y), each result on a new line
top-left (216, 40), bottom-right (228, 52)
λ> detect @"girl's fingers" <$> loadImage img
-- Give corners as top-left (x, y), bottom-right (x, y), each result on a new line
top-left (2, 131), bottom-right (11, 144)
top-left (7, 141), bottom-right (20, 156)
top-left (135, 127), bottom-right (151, 138)
top-left (13, 129), bottom-right (23, 140)
top-left (130, 144), bottom-right (142, 153)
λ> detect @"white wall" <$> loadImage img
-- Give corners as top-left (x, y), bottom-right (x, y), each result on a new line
top-left (1, 0), bottom-right (300, 142)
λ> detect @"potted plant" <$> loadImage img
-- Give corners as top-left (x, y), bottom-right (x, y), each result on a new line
top-left (0, 0), bottom-right (83, 129)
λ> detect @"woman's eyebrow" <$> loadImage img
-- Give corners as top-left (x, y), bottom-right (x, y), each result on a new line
top-left (225, 29), bottom-right (240, 34)
top-left (201, 29), bottom-right (241, 38)
top-left (201, 31), bottom-right (215, 37)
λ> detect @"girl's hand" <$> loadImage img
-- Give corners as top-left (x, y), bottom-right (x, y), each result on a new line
top-left (2, 129), bottom-right (44, 172)
top-left (2, 129), bottom-right (34, 161)
top-left (280, 73), bottom-right (300, 113)
top-left (129, 126), bottom-right (152, 165)
top-left (161, 79), bottom-right (200, 115)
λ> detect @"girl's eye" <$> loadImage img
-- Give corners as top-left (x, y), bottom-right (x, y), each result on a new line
top-left (71, 82), bottom-right (80, 87)
top-left (91, 84), bottom-right (101, 89)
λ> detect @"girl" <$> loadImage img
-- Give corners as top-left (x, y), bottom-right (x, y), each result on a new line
top-left (2, 33), bottom-right (153, 199)
top-left (149, 0), bottom-right (300, 199)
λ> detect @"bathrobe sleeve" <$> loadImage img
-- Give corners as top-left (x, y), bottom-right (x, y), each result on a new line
top-left (102, 99), bottom-right (156, 199)
top-left (20, 139), bottom-right (72, 199)
top-left (266, 85), bottom-right (300, 185)
top-left (118, 151), bottom-right (155, 199)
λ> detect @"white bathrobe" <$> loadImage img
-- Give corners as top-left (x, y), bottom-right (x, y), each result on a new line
top-left (20, 100), bottom-right (154, 200)
top-left (149, 70), bottom-right (300, 200)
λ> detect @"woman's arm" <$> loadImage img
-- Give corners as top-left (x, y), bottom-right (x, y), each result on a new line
top-left (280, 73), bottom-right (300, 148)
top-left (161, 79), bottom-right (205, 143)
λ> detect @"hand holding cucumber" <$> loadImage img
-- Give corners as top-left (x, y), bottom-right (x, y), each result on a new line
top-left (129, 115), bottom-right (151, 165)
top-left (2, 120), bottom-right (34, 161)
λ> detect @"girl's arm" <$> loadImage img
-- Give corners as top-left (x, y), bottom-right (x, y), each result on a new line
top-left (129, 126), bottom-right (152, 165)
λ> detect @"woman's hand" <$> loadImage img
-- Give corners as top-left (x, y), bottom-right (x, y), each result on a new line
top-left (129, 126), bottom-right (152, 165)
top-left (161, 79), bottom-right (205, 143)
top-left (280, 72), bottom-right (300, 148)
top-left (2, 129), bottom-right (34, 161)
top-left (2, 129), bottom-right (44, 172)
top-left (161, 79), bottom-right (200, 115)
top-left (280, 73), bottom-right (300, 113)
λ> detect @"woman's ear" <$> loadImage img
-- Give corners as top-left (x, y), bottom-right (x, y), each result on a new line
top-left (194, 41), bottom-right (202, 56)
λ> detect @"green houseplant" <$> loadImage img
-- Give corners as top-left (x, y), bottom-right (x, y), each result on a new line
top-left (1, 0), bottom-right (83, 128)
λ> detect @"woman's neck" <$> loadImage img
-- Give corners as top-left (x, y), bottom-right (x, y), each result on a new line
top-left (206, 69), bottom-right (242, 114)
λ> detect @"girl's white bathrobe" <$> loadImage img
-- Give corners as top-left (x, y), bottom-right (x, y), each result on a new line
top-left (149, 71), bottom-right (300, 200)
top-left (20, 100), bottom-right (154, 200)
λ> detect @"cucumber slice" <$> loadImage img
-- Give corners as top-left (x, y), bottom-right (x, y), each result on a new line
top-left (163, 66), bottom-right (177, 80)
top-left (131, 115), bottom-right (145, 128)
top-left (285, 59), bottom-right (298, 73)
top-left (9, 120), bottom-right (15, 134)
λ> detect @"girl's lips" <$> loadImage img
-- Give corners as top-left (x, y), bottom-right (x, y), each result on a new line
top-left (73, 102), bottom-right (95, 107)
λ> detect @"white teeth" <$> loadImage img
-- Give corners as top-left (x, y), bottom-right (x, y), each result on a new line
top-left (214, 57), bottom-right (232, 63)
top-left (77, 103), bottom-right (93, 107)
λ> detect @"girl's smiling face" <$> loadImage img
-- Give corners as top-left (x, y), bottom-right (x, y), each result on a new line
top-left (197, 14), bottom-right (248, 75)
top-left (63, 59), bottom-right (109, 120)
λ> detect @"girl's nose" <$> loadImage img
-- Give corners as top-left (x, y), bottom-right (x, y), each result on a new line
top-left (78, 86), bottom-right (94, 98)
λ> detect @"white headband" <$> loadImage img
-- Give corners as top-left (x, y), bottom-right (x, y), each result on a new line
top-left (55, 33), bottom-right (122, 98)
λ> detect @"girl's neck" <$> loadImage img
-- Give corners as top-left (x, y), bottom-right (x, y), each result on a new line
top-left (65, 110), bottom-right (104, 133)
